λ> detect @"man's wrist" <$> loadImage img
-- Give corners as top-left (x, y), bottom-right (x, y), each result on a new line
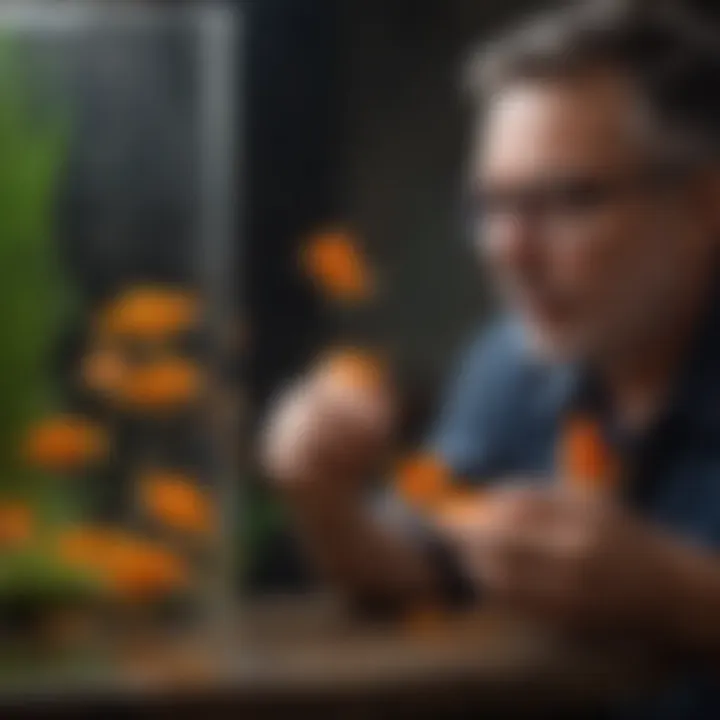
top-left (284, 476), bottom-right (360, 533)
top-left (657, 542), bottom-right (720, 655)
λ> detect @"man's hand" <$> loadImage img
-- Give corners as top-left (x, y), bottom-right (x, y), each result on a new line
top-left (261, 356), bottom-right (395, 501)
top-left (260, 358), bottom-right (438, 607)
top-left (442, 486), bottom-right (713, 642)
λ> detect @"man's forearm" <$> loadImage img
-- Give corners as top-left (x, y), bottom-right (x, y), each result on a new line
top-left (283, 483), bottom-right (442, 610)
top-left (662, 546), bottom-right (720, 658)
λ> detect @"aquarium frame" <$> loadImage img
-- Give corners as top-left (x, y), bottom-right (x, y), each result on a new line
top-left (0, 0), bottom-right (243, 647)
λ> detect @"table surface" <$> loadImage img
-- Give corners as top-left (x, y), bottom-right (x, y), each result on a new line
top-left (0, 596), bottom-right (663, 718)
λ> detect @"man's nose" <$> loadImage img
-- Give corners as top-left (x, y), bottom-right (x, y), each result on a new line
top-left (480, 211), bottom-right (543, 269)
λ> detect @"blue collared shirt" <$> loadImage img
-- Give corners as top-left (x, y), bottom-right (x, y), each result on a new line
top-left (429, 303), bottom-right (720, 717)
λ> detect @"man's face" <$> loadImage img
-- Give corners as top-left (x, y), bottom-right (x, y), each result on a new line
top-left (475, 72), bottom-right (715, 363)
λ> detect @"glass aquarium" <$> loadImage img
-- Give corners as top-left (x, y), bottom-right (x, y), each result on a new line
top-left (0, 0), bottom-right (241, 688)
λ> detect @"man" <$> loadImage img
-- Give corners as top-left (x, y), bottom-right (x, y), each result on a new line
top-left (263, 1), bottom-right (720, 715)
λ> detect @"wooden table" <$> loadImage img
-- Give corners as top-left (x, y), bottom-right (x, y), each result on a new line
top-left (0, 596), bottom-right (663, 718)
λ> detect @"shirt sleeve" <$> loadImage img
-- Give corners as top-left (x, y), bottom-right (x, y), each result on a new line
top-left (428, 319), bottom-right (528, 481)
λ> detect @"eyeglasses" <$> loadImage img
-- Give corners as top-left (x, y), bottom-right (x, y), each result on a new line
top-left (471, 165), bottom-right (691, 232)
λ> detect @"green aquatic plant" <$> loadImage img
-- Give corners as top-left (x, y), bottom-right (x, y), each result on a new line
top-left (0, 39), bottom-right (100, 608)
top-left (0, 39), bottom-right (73, 488)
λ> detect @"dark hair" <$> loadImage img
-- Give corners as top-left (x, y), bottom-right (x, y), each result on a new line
top-left (466, 0), bottom-right (720, 160)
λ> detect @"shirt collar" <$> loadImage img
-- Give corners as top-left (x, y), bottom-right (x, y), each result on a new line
top-left (562, 277), bottom-right (720, 443)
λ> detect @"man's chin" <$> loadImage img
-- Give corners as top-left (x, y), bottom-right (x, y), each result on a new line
top-left (521, 321), bottom-right (586, 364)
